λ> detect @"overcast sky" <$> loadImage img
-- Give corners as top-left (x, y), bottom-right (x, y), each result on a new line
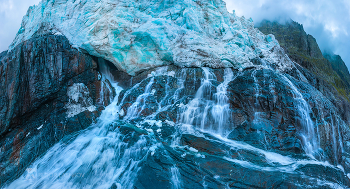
top-left (0, 0), bottom-right (349, 69)
top-left (0, 0), bottom-right (41, 51)
top-left (225, 0), bottom-right (350, 68)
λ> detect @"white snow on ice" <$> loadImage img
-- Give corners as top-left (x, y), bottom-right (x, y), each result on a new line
top-left (9, 0), bottom-right (293, 75)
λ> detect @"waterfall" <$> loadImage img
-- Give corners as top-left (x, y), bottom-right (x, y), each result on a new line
top-left (170, 166), bottom-right (182, 189)
top-left (211, 68), bottom-right (235, 136)
top-left (280, 75), bottom-right (320, 158)
top-left (179, 67), bottom-right (238, 136)
top-left (6, 66), bottom-right (349, 188)
top-left (7, 82), bottom-right (155, 189)
top-left (123, 77), bottom-right (155, 120)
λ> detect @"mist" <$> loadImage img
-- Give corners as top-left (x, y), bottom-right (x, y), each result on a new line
top-left (224, 0), bottom-right (350, 69)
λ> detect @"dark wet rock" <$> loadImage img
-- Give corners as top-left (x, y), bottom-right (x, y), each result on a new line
top-left (226, 69), bottom-right (303, 153)
top-left (0, 34), bottom-right (114, 185)
top-left (110, 183), bottom-right (118, 189)
top-left (258, 20), bottom-right (350, 126)
top-left (106, 64), bottom-right (350, 188)
top-left (181, 134), bottom-right (228, 156)
top-left (2, 26), bottom-right (350, 188)
top-left (295, 164), bottom-right (350, 185)
top-left (134, 150), bottom-right (173, 189)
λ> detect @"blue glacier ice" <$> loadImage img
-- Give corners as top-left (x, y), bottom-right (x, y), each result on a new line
top-left (10, 0), bottom-right (292, 75)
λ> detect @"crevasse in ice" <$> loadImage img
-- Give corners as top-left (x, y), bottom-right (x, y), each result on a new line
top-left (9, 0), bottom-right (292, 75)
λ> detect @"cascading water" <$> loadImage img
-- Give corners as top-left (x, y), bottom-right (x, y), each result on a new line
top-left (211, 68), bottom-right (236, 136)
top-left (256, 63), bottom-right (322, 159)
top-left (179, 67), bottom-right (239, 136)
top-left (170, 166), bottom-right (182, 189)
top-left (5, 66), bottom-right (350, 189)
top-left (280, 75), bottom-right (320, 158)
top-left (6, 83), bottom-right (154, 189)
top-left (124, 77), bottom-right (155, 120)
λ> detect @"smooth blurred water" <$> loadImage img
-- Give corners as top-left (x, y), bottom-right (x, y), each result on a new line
top-left (6, 67), bottom-right (348, 189)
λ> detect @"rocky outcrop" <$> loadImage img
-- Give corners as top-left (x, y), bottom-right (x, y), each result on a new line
top-left (258, 19), bottom-right (350, 125)
top-left (0, 34), bottom-right (114, 185)
top-left (114, 66), bottom-right (350, 188)
top-left (2, 34), bottom-right (350, 187)
top-left (2, 2), bottom-right (350, 189)
top-left (4, 63), bottom-right (350, 188)
top-left (324, 53), bottom-right (350, 89)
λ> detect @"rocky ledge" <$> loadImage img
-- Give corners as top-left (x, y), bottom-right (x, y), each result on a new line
top-left (0, 34), bottom-right (114, 184)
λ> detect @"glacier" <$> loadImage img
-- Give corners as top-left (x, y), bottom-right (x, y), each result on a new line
top-left (2, 0), bottom-right (350, 187)
top-left (9, 0), bottom-right (292, 75)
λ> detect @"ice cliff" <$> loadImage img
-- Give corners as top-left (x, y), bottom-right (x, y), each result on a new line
top-left (9, 0), bottom-right (291, 75)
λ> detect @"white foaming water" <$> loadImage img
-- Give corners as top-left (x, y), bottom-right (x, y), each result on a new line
top-left (204, 131), bottom-right (345, 175)
top-left (211, 68), bottom-right (235, 135)
top-left (123, 77), bottom-right (155, 120)
top-left (171, 166), bottom-right (182, 189)
top-left (280, 74), bottom-right (320, 159)
top-left (7, 82), bottom-right (152, 189)
top-left (180, 67), bottom-right (237, 136)
top-left (180, 67), bottom-right (215, 129)
top-left (251, 69), bottom-right (260, 107)
top-left (328, 113), bottom-right (344, 164)
top-left (6, 66), bottom-right (348, 188)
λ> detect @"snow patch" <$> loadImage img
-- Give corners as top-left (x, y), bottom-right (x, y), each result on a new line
top-left (147, 67), bottom-right (176, 78)
top-left (65, 83), bottom-right (96, 118)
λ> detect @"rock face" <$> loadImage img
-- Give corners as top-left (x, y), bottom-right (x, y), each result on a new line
top-left (324, 53), bottom-right (350, 89)
top-left (258, 20), bottom-right (350, 97)
top-left (2, 1), bottom-right (350, 189)
top-left (258, 19), bottom-right (350, 125)
top-left (10, 0), bottom-right (292, 75)
top-left (5, 64), bottom-right (350, 188)
top-left (0, 34), bottom-right (115, 185)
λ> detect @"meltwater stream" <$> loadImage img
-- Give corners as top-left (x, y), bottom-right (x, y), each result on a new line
top-left (7, 85), bottom-right (151, 189)
top-left (280, 75), bottom-right (320, 159)
top-left (6, 67), bottom-right (349, 188)
top-left (180, 68), bottom-right (238, 136)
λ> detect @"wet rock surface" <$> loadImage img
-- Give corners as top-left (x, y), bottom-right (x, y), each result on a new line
top-left (258, 20), bottom-right (350, 126)
top-left (104, 66), bottom-right (350, 188)
top-left (1, 35), bottom-right (350, 189)
top-left (2, 0), bottom-right (350, 187)
top-left (0, 34), bottom-right (114, 185)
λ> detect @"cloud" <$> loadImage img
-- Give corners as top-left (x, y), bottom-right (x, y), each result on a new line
top-left (224, 0), bottom-right (350, 69)
top-left (0, 0), bottom-right (41, 52)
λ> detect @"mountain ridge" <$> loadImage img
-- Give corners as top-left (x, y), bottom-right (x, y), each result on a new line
top-left (258, 19), bottom-right (350, 102)
top-left (1, 1), bottom-right (350, 188)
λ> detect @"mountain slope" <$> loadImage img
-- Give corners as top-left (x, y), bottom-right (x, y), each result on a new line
top-left (324, 53), bottom-right (350, 89)
top-left (1, 1), bottom-right (350, 188)
top-left (258, 20), bottom-right (350, 102)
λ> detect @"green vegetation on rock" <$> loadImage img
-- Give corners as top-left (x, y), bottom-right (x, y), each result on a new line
top-left (258, 20), bottom-right (350, 101)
